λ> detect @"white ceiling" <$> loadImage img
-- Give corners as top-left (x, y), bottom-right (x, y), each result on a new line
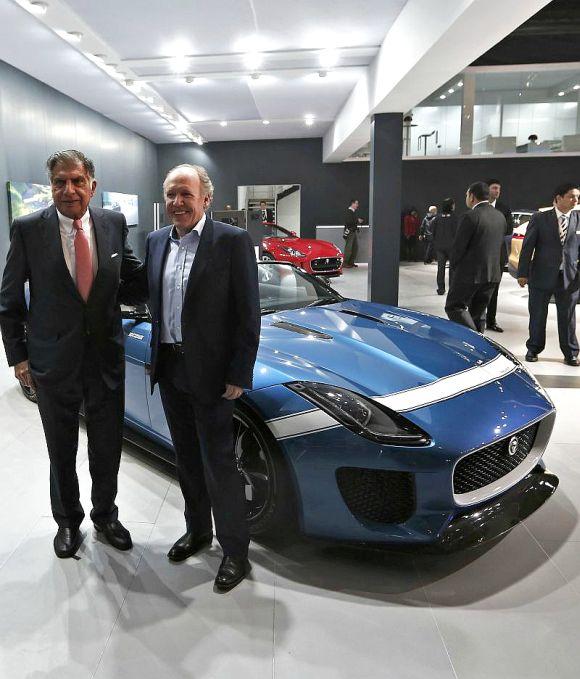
top-left (1, 0), bottom-right (407, 145)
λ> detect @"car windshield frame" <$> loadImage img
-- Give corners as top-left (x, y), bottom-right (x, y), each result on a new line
top-left (257, 262), bottom-right (343, 315)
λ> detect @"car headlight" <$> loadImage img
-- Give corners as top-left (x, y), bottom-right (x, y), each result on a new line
top-left (281, 246), bottom-right (305, 257)
top-left (287, 382), bottom-right (430, 445)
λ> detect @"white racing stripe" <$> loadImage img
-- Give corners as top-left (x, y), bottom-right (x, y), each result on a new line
top-left (375, 354), bottom-right (516, 413)
top-left (266, 354), bottom-right (517, 440)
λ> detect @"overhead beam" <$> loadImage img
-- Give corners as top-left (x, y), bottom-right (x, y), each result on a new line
top-left (323, 0), bottom-right (552, 163)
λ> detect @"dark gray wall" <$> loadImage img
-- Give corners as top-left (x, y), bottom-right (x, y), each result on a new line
top-left (0, 59), bottom-right (159, 262)
top-left (157, 139), bottom-right (370, 239)
top-left (402, 155), bottom-right (580, 217)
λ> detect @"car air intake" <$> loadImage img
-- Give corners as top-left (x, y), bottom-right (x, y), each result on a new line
top-left (453, 423), bottom-right (539, 495)
top-left (336, 467), bottom-right (415, 524)
top-left (270, 321), bottom-right (332, 339)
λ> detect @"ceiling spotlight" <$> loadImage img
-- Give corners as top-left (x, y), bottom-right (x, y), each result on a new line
top-left (26, 1), bottom-right (48, 15)
top-left (319, 48), bottom-right (339, 69)
top-left (304, 114), bottom-right (315, 127)
top-left (558, 91), bottom-right (566, 96)
top-left (64, 31), bottom-right (83, 43)
top-left (170, 55), bottom-right (188, 74)
top-left (457, 80), bottom-right (463, 87)
top-left (220, 121), bottom-right (228, 127)
top-left (448, 88), bottom-right (454, 94)
top-left (439, 94), bottom-right (446, 100)
top-left (92, 53), bottom-right (106, 64)
top-left (518, 91), bottom-right (522, 97)
top-left (250, 73), bottom-right (261, 81)
top-left (318, 70), bottom-right (328, 78)
top-left (574, 84), bottom-right (580, 90)
top-left (185, 76), bottom-right (195, 84)
top-left (262, 120), bottom-right (270, 125)
top-left (526, 81), bottom-right (531, 88)
top-left (244, 51), bottom-right (263, 71)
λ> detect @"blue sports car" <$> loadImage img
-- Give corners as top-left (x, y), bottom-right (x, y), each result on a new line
top-left (22, 262), bottom-right (558, 550)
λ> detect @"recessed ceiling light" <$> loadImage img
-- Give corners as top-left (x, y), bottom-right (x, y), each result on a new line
top-left (26, 1), bottom-right (48, 15)
top-left (319, 48), bottom-right (339, 69)
top-left (457, 81), bottom-right (463, 87)
top-left (262, 120), bottom-right (270, 125)
top-left (250, 72), bottom-right (261, 81)
top-left (439, 94), bottom-right (446, 100)
top-left (170, 55), bottom-right (188, 74)
top-left (304, 114), bottom-right (315, 127)
top-left (92, 53), bottom-right (106, 64)
top-left (574, 84), bottom-right (580, 90)
top-left (184, 76), bottom-right (195, 84)
top-left (558, 91), bottom-right (566, 96)
top-left (318, 70), bottom-right (327, 78)
top-left (448, 88), bottom-right (454, 94)
top-left (244, 51), bottom-right (263, 71)
top-left (64, 31), bottom-right (83, 43)
top-left (220, 121), bottom-right (228, 127)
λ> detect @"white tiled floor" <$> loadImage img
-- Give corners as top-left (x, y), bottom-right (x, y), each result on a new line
top-left (1, 263), bottom-right (579, 678)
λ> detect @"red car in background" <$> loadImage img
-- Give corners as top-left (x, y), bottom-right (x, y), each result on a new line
top-left (261, 223), bottom-right (344, 277)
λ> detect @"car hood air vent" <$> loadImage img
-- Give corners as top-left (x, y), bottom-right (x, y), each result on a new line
top-left (339, 309), bottom-right (390, 324)
top-left (271, 320), bottom-right (333, 340)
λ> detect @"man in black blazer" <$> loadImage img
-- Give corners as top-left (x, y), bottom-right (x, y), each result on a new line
top-left (445, 181), bottom-right (507, 332)
top-left (517, 183), bottom-right (580, 366)
top-left (0, 150), bottom-right (145, 558)
top-left (259, 200), bottom-right (274, 223)
top-left (485, 179), bottom-right (515, 332)
top-left (343, 199), bottom-right (363, 268)
top-left (146, 164), bottom-right (260, 592)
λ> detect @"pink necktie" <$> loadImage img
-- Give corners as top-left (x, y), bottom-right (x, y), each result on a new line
top-left (73, 219), bottom-right (93, 302)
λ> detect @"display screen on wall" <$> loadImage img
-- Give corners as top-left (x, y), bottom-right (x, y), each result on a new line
top-left (7, 181), bottom-right (52, 222)
top-left (102, 191), bottom-right (139, 227)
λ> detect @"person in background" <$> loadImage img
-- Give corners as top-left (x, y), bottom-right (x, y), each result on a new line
top-left (431, 198), bottom-right (457, 295)
top-left (445, 182), bottom-right (506, 332)
top-left (403, 209), bottom-right (420, 261)
top-left (485, 179), bottom-right (515, 333)
top-left (419, 205), bottom-right (437, 264)
top-left (343, 198), bottom-right (363, 268)
top-left (517, 182), bottom-right (580, 367)
top-left (259, 200), bottom-right (274, 224)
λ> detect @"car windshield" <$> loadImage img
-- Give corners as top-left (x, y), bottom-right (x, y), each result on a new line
top-left (263, 224), bottom-right (293, 238)
top-left (258, 262), bottom-right (342, 314)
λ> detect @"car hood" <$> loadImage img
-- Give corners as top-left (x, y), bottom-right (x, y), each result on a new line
top-left (253, 300), bottom-right (503, 395)
top-left (264, 237), bottom-right (340, 255)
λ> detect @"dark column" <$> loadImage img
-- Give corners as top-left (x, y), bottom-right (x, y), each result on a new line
top-left (367, 113), bottom-right (403, 305)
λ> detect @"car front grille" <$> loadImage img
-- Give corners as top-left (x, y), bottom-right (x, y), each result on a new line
top-left (311, 257), bottom-right (342, 272)
top-left (336, 467), bottom-right (415, 524)
top-left (453, 423), bottom-right (539, 495)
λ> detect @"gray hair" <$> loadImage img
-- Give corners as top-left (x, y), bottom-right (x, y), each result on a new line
top-left (163, 164), bottom-right (214, 202)
top-left (46, 150), bottom-right (95, 181)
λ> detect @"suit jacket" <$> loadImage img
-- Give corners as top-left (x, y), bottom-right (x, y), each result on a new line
top-left (146, 218), bottom-right (260, 402)
top-left (493, 199), bottom-right (514, 266)
top-left (432, 213), bottom-right (458, 251)
top-left (0, 205), bottom-right (145, 389)
top-left (450, 203), bottom-right (507, 284)
top-left (517, 208), bottom-right (580, 291)
top-left (343, 208), bottom-right (359, 237)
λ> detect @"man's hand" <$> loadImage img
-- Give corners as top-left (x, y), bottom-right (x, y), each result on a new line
top-left (14, 360), bottom-right (34, 389)
top-left (222, 384), bottom-right (243, 400)
top-left (518, 277), bottom-right (528, 288)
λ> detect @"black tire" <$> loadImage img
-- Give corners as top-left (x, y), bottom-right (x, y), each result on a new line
top-left (233, 403), bottom-right (297, 536)
top-left (19, 382), bottom-right (38, 403)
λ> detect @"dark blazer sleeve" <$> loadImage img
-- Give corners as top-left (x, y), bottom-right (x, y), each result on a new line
top-left (517, 213), bottom-right (539, 279)
top-left (0, 220), bottom-right (30, 366)
top-left (225, 229), bottom-right (260, 389)
top-left (118, 216), bottom-right (147, 305)
top-left (450, 212), bottom-right (475, 268)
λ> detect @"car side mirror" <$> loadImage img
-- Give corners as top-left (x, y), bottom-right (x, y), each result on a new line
top-left (122, 303), bottom-right (151, 322)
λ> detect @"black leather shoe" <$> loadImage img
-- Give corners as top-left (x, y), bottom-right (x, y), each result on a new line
top-left (487, 323), bottom-right (504, 333)
top-left (94, 520), bottom-right (132, 551)
top-left (437, 289), bottom-right (445, 295)
top-left (525, 352), bottom-right (538, 362)
top-left (54, 527), bottom-right (82, 558)
top-left (167, 532), bottom-right (213, 562)
top-left (564, 356), bottom-right (580, 367)
top-left (214, 556), bottom-right (251, 592)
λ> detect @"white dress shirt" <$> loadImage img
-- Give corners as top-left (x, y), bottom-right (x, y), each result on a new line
top-left (56, 209), bottom-right (98, 283)
top-left (555, 207), bottom-right (571, 270)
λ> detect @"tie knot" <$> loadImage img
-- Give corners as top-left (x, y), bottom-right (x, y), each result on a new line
top-left (73, 219), bottom-right (83, 231)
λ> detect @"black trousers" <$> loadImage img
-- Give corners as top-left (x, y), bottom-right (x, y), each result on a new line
top-left (423, 239), bottom-right (434, 264)
top-left (527, 276), bottom-right (579, 358)
top-left (157, 348), bottom-right (249, 558)
top-left (36, 354), bottom-right (124, 529)
top-left (436, 248), bottom-right (452, 293)
top-left (343, 231), bottom-right (358, 266)
top-left (445, 280), bottom-right (497, 333)
top-left (485, 272), bottom-right (505, 326)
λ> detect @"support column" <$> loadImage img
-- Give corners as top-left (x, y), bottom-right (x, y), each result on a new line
top-left (460, 72), bottom-right (475, 155)
top-left (367, 112), bottom-right (403, 306)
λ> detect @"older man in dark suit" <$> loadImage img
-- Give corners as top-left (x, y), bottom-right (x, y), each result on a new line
top-left (146, 164), bottom-right (260, 592)
top-left (0, 150), bottom-right (145, 558)
top-left (445, 181), bottom-right (507, 332)
top-left (517, 183), bottom-right (580, 366)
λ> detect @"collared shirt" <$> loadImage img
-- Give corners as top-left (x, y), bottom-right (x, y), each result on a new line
top-left (490, 199), bottom-right (497, 207)
top-left (471, 200), bottom-right (489, 210)
top-left (161, 213), bottom-right (206, 343)
top-left (57, 209), bottom-right (98, 283)
top-left (555, 207), bottom-right (571, 270)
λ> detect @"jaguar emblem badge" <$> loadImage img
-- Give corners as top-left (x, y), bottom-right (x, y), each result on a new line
top-left (508, 436), bottom-right (519, 456)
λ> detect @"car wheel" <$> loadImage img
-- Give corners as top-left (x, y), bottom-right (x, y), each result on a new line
top-left (19, 382), bottom-right (38, 404)
top-left (233, 404), bottom-right (296, 536)
top-left (261, 252), bottom-right (275, 261)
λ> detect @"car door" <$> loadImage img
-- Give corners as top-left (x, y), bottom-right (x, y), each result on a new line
top-left (122, 310), bottom-right (152, 429)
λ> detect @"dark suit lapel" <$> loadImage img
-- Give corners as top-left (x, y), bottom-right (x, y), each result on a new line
top-left (154, 229), bottom-right (172, 313)
top-left (547, 209), bottom-right (561, 245)
top-left (184, 217), bottom-right (214, 302)
top-left (41, 205), bottom-right (83, 302)
top-left (89, 207), bottom-right (110, 298)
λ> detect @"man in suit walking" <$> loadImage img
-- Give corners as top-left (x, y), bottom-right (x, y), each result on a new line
top-left (343, 199), bottom-right (363, 268)
top-left (0, 150), bottom-right (145, 558)
top-left (146, 164), bottom-right (260, 592)
top-left (485, 179), bottom-right (515, 333)
top-left (517, 183), bottom-right (580, 366)
top-left (445, 181), bottom-right (507, 332)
